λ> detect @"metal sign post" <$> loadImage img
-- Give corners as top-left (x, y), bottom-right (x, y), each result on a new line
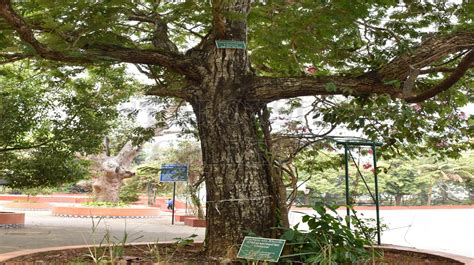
top-left (172, 182), bottom-right (176, 224)
top-left (160, 164), bottom-right (188, 225)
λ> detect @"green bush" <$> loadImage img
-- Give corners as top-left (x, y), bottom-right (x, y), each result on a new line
top-left (279, 203), bottom-right (380, 264)
top-left (82, 201), bottom-right (128, 207)
top-left (119, 178), bottom-right (140, 203)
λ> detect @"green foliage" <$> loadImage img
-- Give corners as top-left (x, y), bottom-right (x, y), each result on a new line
top-left (82, 201), bottom-right (128, 208)
top-left (82, 217), bottom-right (143, 264)
top-left (317, 95), bottom-right (472, 160)
top-left (173, 234), bottom-right (198, 248)
top-left (135, 162), bottom-right (168, 193)
top-left (295, 147), bottom-right (474, 206)
top-left (0, 63), bottom-right (137, 189)
top-left (279, 203), bottom-right (378, 264)
top-left (118, 177), bottom-right (140, 203)
top-left (379, 158), bottom-right (420, 204)
top-left (19, 187), bottom-right (54, 197)
top-left (2, 148), bottom-right (90, 189)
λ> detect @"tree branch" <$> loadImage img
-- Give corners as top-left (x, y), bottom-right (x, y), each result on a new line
top-left (419, 65), bottom-right (473, 74)
top-left (0, 0), bottom-right (93, 63)
top-left (0, 0), bottom-right (201, 81)
top-left (248, 76), bottom-right (398, 103)
top-left (379, 31), bottom-right (474, 81)
top-left (0, 53), bottom-right (33, 64)
top-left (250, 32), bottom-right (473, 103)
top-left (405, 50), bottom-right (474, 103)
top-left (0, 141), bottom-right (50, 153)
top-left (250, 46), bottom-right (472, 103)
top-left (356, 20), bottom-right (405, 49)
top-left (145, 84), bottom-right (192, 100)
top-left (128, 15), bottom-right (155, 24)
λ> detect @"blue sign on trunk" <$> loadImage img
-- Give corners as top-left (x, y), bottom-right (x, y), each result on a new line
top-left (160, 164), bottom-right (188, 182)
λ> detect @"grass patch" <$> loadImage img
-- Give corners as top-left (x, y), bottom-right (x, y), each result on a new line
top-left (81, 201), bottom-right (128, 208)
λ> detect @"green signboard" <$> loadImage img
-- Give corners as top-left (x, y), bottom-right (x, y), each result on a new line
top-left (237, 236), bottom-right (286, 262)
top-left (215, 40), bottom-right (246, 49)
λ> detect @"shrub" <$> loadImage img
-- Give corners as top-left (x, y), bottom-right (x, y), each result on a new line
top-left (82, 201), bottom-right (128, 207)
top-left (119, 177), bottom-right (140, 203)
top-left (279, 203), bottom-right (380, 264)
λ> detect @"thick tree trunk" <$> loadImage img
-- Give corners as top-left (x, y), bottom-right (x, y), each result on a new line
top-left (92, 158), bottom-right (134, 202)
top-left (192, 98), bottom-right (277, 257)
top-left (395, 194), bottom-right (403, 206)
top-left (91, 141), bottom-right (138, 202)
top-left (188, 37), bottom-right (285, 256)
top-left (90, 108), bottom-right (175, 202)
top-left (426, 184), bottom-right (433, 206)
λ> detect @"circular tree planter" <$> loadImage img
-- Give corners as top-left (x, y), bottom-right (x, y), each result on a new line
top-left (0, 243), bottom-right (472, 264)
top-left (3, 202), bottom-right (51, 211)
top-left (372, 245), bottom-right (474, 265)
top-left (51, 205), bottom-right (160, 218)
top-left (0, 212), bottom-right (25, 229)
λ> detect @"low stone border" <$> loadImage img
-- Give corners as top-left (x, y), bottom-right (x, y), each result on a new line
top-left (3, 208), bottom-right (49, 211)
top-left (0, 212), bottom-right (25, 229)
top-left (175, 215), bottom-right (196, 222)
top-left (52, 206), bottom-right (160, 218)
top-left (184, 217), bottom-right (207, 227)
top-left (2, 202), bottom-right (51, 211)
top-left (0, 194), bottom-right (90, 203)
top-left (374, 244), bottom-right (474, 265)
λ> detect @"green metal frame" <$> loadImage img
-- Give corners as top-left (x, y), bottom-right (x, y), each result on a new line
top-left (328, 136), bottom-right (382, 245)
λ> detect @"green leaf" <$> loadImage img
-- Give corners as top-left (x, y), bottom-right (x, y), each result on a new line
top-left (282, 229), bottom-right (295, 241)
top-left (324, 82), bottom-right (337, 92)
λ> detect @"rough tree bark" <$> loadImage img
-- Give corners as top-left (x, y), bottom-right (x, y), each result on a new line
top-left (89, 106), bottom-right (178, 202)
top-left (395, 194), bottom-right (403, 206)
top-left (1, 0), bottom-right (472, 259)
top-left (90, 141), bottom-right (139, 202)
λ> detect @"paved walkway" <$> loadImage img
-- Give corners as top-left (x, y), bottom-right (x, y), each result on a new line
top-left (0, 209), bottom-right (205, 254)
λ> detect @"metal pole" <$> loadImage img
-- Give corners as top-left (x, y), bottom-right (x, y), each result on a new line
top-left (344, 144), bottom-right (350, 228)
top-left (172, 182), bottom-right (176, 225)
top-left (372, 144), bottom-right (381, 245)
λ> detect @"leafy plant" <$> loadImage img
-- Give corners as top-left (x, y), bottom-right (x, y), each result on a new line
top-left (147, 234), bottom-right (198, 263)
top-left (82, 217), bottom-right (107, 264)
top-left (279, 203), bottom-right (380, 264)
top-left (82, 217), bottom-right (143, 264)
top-left (118, 177), bottom-right (140, 203)
top-left (82, 201), bottom-right (128, 208)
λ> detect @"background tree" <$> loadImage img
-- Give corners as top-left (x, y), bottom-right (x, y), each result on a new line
top-left (87, 102), bottom-right (178, 202)
top-left (295, 151), bottom-right (474, 206)
top-left (0, 63), bottom-right (133, 189)
top-left (0, 0), bottom-right (472, 257)
top-left (379, 159), bottom-right (420, 206)
top-left (137, 140), bottom-right (205, 217)
top-left (415, 154), bottom-right (473, 205)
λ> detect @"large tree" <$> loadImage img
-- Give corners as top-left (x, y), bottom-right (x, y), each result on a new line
top-left (0, 63), bottom-right (133, 189)
top-left (0, 0), bottom-right (472, 258)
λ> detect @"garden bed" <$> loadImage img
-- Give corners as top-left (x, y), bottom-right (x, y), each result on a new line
top-left (51, 205), bottom-right (160, 218)
top-left (1, 243), bottom-right (472, 264)
top-left (0, 212), bottom-right (25, 228)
